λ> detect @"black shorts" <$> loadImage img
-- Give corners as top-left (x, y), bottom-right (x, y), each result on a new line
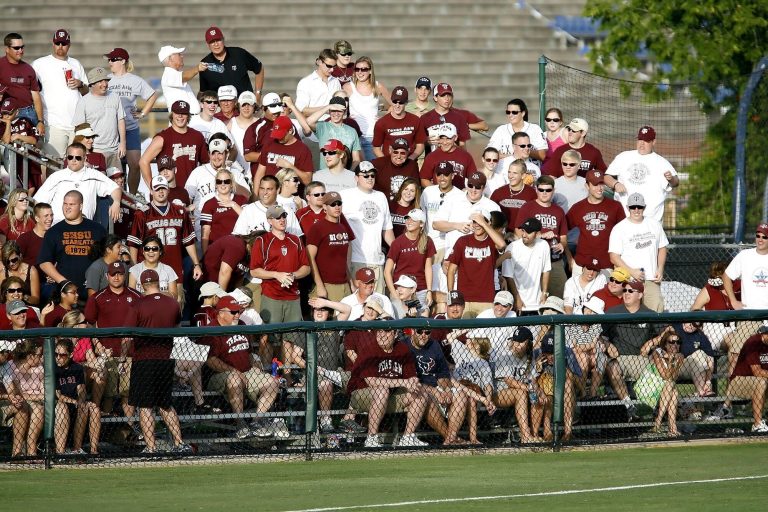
top-left (128, 359), bottom-right (174, 409)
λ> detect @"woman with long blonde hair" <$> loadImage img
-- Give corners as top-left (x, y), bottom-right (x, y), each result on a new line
top-left (342, 56), bottom-right (390, 161)
top-left (384, 208), bottom-right (435, 309)
top-left (0, 188), bottom-right (34, 245)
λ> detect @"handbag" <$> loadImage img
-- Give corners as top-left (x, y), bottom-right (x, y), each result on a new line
top-left (635, 363), bottom-right (665, 407)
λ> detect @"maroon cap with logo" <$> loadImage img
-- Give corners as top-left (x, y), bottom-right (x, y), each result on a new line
top-left (391, 86), bottom-right (409, 102)
top-left (433, 83), bottom-right (453, 96)
top-left (53, 29), bottom-right (70, 44)
top-left (355, 267), bottom-right (376, 284)
top-left (171, 100), bottom-right (191, 115)
top-left (157, 154), bottom-right (175, 171)
top-left (104, 48), bottom-right (129, 61)
top-left (585, 170), bottom-right (604, 185)
top-left (205, 26), bottom-right (224, 43)
top-left (466, 172), bottom-right (487, 187)
top-left (107, 261), bottom-right (126, 275)
top-left (637, 125), bottom-right (656, 142)
top-left (140, 269), bottom-right (159, 284)
top-left (216, 295), bottom-right (241, 312)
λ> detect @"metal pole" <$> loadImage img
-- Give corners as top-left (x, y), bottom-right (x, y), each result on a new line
top-left (552, 323), bottom-right (566, 451)
top-left (43, 336), bottom-right (56, 469)
top-left (304, 331), bottom-right (318, 461)
top-left (538, 55), bottom-right (548, 128)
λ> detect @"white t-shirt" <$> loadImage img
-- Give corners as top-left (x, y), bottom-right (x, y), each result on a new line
top-left (295, 71), bottom-right (341, 112)
top-left (107, 72), bottom-right (156, 131)
top-left (606, 149), bottom-right (677, 222)
top-left (607, 217), bottom-right (669, 280)
top-left (33, 167), bottom-right (119, 223)
top-left (340, 291), bottom-right (394, 321)
top-left (476, 308), bottom-right (517, 319)
top-left (161, 67), bottom-right (200, 114)
top-left (339, 187), bottom-right (393, 265)
top-left (188, 114), bottom-right (232, 144)
top-left (313, 168), bottom-right (357, 193)
top-left (563, 273), bottom-right (608, 313)
top-left (420, 185), bottom-right (464, 252)
top-left (32, 54), bottom-right (87, 130)
top-left (231, 201), bottom-right (303, 237)
top-left (725, 248), bottom-right (768, 309)
top-left (129, 262), bottom-right (178, 294)
top-left (497, 156), bottom-right (541, 183)
top-left (432, 193), bottom-right (501, 257)
top-left (185, 163), bottom-right (249, 218)
top-left (488, 121), bottom-right (547, 159)
top-left (276, 194), bottom-right (306, 215)
top-left (501, 238), bottom-right (551, 310)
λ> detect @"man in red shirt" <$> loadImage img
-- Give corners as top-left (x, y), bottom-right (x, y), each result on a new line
top-left (242, 92), bottom-right (283, 177)
top-left (566, 170), bottom-right (625, 276)
top-left (306, 191), bottom-right (355, 302)
top-left (347, 327), bottom-right (428, 448)
top-left (139, 100), bottom-right (208, 189)
top-left (253, 115), bottom-right (313, 186)
top-left (295, 181), bottom-right (327, 235)
top-left (372, 86), bottom-right (420, 158)
top-left (592, 267), bottom-right (630, 311)
top-left (127, 175), bottom-right (202, 281)
top-left (203, 231), bottom-right (260, 293)
top-left (17, 201), bottom-right (53, 283)
top-left (728, 324), bottom-right (768, 433)
top-left (124, 269), bottom-right (190, 453)
top-left (420, 123), bottom-right (477, 189)
top-left (414, 83), bottom-right (471, 157)
top-left (84, 260), bottom-right (142, 413)
top-left (541, 118), bottom-right (607, 178)
top-left (371, 138), bottom-right (420, 205)
top-left (446, 208), bottom-right (507, 318)
top-left (490, 159), bottom-right (537, 230)
top-left (250, 205), bottom-right (311, 359)
top-left (202, 295), bottom-right (283, 439)
top-left (0, 33), bottom-right (43, 132)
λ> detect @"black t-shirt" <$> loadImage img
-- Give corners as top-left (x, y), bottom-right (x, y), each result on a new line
top-left (37, 218), bottom-right (107, 299)
top-left (55, 362), bottom-right (85, 400)
top-left (602, 304), bottom-right (660, 355)
top-left (199, 46), bottom-right (263, 95)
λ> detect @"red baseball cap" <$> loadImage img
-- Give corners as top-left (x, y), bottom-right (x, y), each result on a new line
top-left (271, 116), bottom-right (293, 139)
top-left (216, 295), bottom-right (241, 312)
top-left (107, 261), bottom-right (126, 276)
top-left (322, 139), bottom-right (346, 153)
top-left (585, 170), bottom-right (604, 185)
top-left (104, 48), bottom-right (129, 61)
top-left (433, 83), bottom-right (453, 96)
top-left (355, 267), bottom-right (376, 284)
top-left (205, 26), bottom-right (224, 43)
top-left (756, 223), bottom-right (768, 236)
top-left (53, 29), bottom-right (70, 44)
top-left (637, 125), bottom-right (656, 142)
top-left (171, 100), bottom-right (191, 115)
top-left (140, 269), bottom-right (159, 284)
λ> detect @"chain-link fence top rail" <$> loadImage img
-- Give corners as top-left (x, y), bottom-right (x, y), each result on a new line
top-left (1, 309), bottom-right (767, 469)
top-left (543, 58), bottom-right (713, 230)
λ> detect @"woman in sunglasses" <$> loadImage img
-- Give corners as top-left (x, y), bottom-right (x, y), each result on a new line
top-left (200, 168), bottom-right (246, 253)
top-left (488, 98), bottom-right (547, 162)
top-left (0, 276), bottom-right (40, 329)
top-left (649, 330), bottom-right (683, 437)
top-left (542, 107), bottom-right (567, 163)
top-left (0, 240), bottom-right (39, 305)
top-left (127, 235), bottom-right (178, 300)
top-left (0, 188), bottom-right (35, 245)
top-left (275, 168), bottom-right (306, 215)
top-left (72, 122), bottom-right (106, 173)
top-left (343, 56), bottom-right (390, 161)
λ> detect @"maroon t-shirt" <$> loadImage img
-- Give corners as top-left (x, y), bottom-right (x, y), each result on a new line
top-left (156, 126), bottom-right (208, 188)
top-left (343, 326), bottom-right (377, 371)
top-left (306, 217), bottom-right (355, 285)
top-left (415, 109), bottom-right (471, 145)
top-left (490, 185), bottom-right (537, 229)
top-left (371, 156), bottom-right (420, 204)
top-left (566, 197), bottom-right (626, 269)
top-left (127, 202), bottom-right (196, 278)
top-left (200, 194), bottom-right (248, 244)
top-left (372, 112), bottom-right (421, 155)
top-left (447, 234), bottom-right (499, 303)
top-left (389, 202), bottom-right (412, 238)
top-left (347, 339), bottom-right (416, 393)
top-left (593, 286), bottom-right (623, 311)
top-left (113, 196), bottom-right (136, 241)
top-left (124, 292), bottom-right (181, 361)
top-left (541, 142), bottom-right (607, 178)
top-left (84, 286), bottom-right (142, 353)
top-left (428, 313), bottom-right (455, 365)
top-left (242, 118), bottom-right (273, 176)
top-left (203, 235), bottom-right (248, 291)
top-left (0, 57), bottom-right (40, 107)
top-left (331, 65), bottom-right (354, 85)
top-left (0, 117), bottom-right (42, 189)
top-left (387, 234), bottom-right (436, 290)
top-left (296, 206), bottom-right (325, 237)
top-left (257, 138), bottom-right (313, 180)
top-left (168, 186), bottom-right (191, 207)
top-left (17, 229), bottom-right (44, 272)
top-left (516, 201), bottom-right (567, 260)
top-left (203, 319), bottom-right (253, 373)
top-left (731, 334), bottom-right (768, 378)
top-left (44, 303), bottom-right (71, 328)
top-left (250, 231), bottom-right (309, 300)
top-left (86, 152), bottom-right (107, 173)
top-left (420, 147), bottom-right (477, 189)
top-left (0, 216), bottom-right (35, 242)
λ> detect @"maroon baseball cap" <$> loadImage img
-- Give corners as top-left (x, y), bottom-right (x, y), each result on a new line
top-left (157, 154), bottom-right (175, 171)
top-left (436, 161), bottom-right (454, 175)
top-left (585, 258), bottom-right (601, 271)
top-left (637, 125), bottom-right (656, 142)
top-left (107, 261), bottom-right (126, 276)
top-left (140, 269), bottom-right (159, 284)
top-left (323, 191), bottom-right (342, 205)
top-left (271, 116), bottom-right (293, 139)
top-left (322, 139), bottom-right (346, 153)
top-left (0, 97), bottom-right (16, 114)
top-left (216, 295), bottom-right (241, 312)
top-left (756, 223), bottom-right (768, 236)
top-left (171, 100), bottom-right (191, 115)
top-left (104, 48), bottom-right (129, 61)
top-left (391, 86), bottom-right (409, 102)
top-left (355, 267), bottom-right (376, 284)
top-left (391, 138), bottom-right (409, 151)
top-left (205, 26), bottom-right (224, 43)
top-left (585, 170), bottom-right (604, 185)
top-left (466, 172), bottom-right (487, 188)
top-left (448, 290), bottom-right (465, 306)
top-left (53, 29), bottom-right (70, 44)
top-left (433, 83), bottom-right (453, 96)
top-left (627, 280), bottom-right (645, 293)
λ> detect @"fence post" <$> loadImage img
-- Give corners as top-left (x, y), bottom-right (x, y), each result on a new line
top-left (43, 336), bottom-right (56, 469)
top-left (538, 55), bottom-right (548, 127)
top-left (304, 331), bottom-right (318, 461)
top-left (552, 323), bottom-right (565, 451)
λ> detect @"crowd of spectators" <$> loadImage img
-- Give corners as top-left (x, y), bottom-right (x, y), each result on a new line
top-left (1, 28), bottom-right (767, 457)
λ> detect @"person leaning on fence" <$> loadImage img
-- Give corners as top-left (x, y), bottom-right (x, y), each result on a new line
top-left (347, 325), bottom-right (429, 448)
top-left (726, 324), bottom-right (768, 433)
top-left (0, 339), bottom-right (31, 458)
top-left (491, 326), bottom-right (536, 443)
top-left (201, 295), bottom-right (285, 440)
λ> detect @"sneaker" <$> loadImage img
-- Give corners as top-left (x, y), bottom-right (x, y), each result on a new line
top-left (130, 423), bottom-right (145, 441)
top-left (625, 402), bottom-right (637, 421)
top-left (320, 422), bottom-right (337, 434)
top-left (704, 405), bottom-right (732, 422)
top-left (341, 419), bottom-right (366, 434)
top-left (66, 448), bottom-right (86, 455)
top-left (140, 447), bottom-right (156, 454)
top-left (364, 434), bottom-right (381, 448)
top-left (193, 403), bottom-right (222, 415)
top-left (171, 443), bottom-right (194, 454)
top-left (235, 422), bottom-right (253, 440)
top-left (250, 419), bottom-right (274, 438)
top-left (271, 418), bottom-right (290, 439)
top-left (396, 434), bottom-right (428, 447)
top-left (751, 420), bottom-right (768, 433)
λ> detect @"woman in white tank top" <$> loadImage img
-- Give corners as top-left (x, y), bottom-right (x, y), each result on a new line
top-left (227, 92), bottom-right (259, 170)
top-left (343, 56), bottom-right (390, 161)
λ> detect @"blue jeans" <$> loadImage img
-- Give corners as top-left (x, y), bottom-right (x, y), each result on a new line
top-left (16, 105), bottom-right (39, 126)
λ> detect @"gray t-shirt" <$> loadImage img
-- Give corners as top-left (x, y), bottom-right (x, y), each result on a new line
top-left (554, 176), bottom-right (587, 246)
top-left (292, 331), bottom-right (343, 370)
top-left (107, 73), bottom-right (155, 131)
top-left (73, 93), bottom-right (125, 152)
top-left (491, 349), bottom-right (531, 383)
top-left (313, 169), bottom-right (357, 193)
top-left (84, 258), bottom-right (110, 293)
top-left (602, 304), bottom-right (659, 355)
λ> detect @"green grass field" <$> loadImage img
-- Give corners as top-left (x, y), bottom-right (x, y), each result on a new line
top-left (3, 442), bottom-right (767, 511)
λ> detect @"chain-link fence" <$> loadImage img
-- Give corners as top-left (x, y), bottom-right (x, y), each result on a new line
top-left (1, 307), bottom-right (767, 469)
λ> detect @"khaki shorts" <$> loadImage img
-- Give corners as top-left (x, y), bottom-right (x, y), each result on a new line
top-left (678, 350), bottom-right (713, 380)
top-left (462, 301), bottom-right (493, 319)
top-left (349, 262), bottom-right (384, 295)
top-left (104, 357), bottom-right (132, 399)
top-left (208, 368), bottom-right (274, 403)
top-left (641, 280), bottom-right (664, 313)
top-left (723, 321), bottom-right (764, 355)
top-left (618, 355), bottom-right (649, 381)
top-left (728, 376), bottom-right (768, 400)
top-left (310, 282), bottom-right (351, 303)
top-left (1, 400), bottom-right (17, 427)
top-left (244, 282), bottom-right (263, 311)
top-left (350, 387), bottom-right (409, 413)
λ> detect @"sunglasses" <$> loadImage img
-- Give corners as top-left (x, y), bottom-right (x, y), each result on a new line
top-left (266, 103), bottom-right (284, 109)
top-left (8, 256), bottom-right (20, 264)
top-left (271, 213), bottom-right (288, 220)
top-left (484, 158), bottom-right (499, 163)
top-left (10, 45), bottom-right (24, 50)
top-left (321, 150), bottom-right (339, 156)
top-left (108, 57), bottom-right (123, 62)
top-left (537, 187), bottom-right (554, 193)
top-left (628, 205), bottom-right (645, 210)
top-left (75, 321), bottom-right (88, 326)
top-left (358, 173), bottom-right (376, 179)
top-left (289, 177), bottom-right (301, 183)
top-left (467, 184), bottom-right (484, 190)
top-left (392, 100), bottom-right (406, 105)
top-left (506, 110), bottom-right (521, 115)
top-left (561, 162), bottom-right (578, 167)
top-left (756, 234), bottom-right (768, 240)
top-left (354, 67), bottom-right (371, 72)
top-left (143, 246), bottom-right (160, 252)
top-left (55, 352), bottom-right (69, 357)
top-left (516, 144), bottom-right (533, 149)
top-left (310, 192), bottom-right (326, 197)
top-left (668, 339), bottom-right (681, 345)
top-left (6, 288), bottom-right (23, 293)
top-left (18, 197), bottom-right (29, 202)
top-left (322, 62), bottom-right (335, 69)
top-left (328, 201), bottom-right (343, 207)
top-left (391, 150), bottom-right (408, 156)
top-left (66, 155), bottom-right (84, 161)
top-left (202, 99), bottom-right (219, 105)
top-left (415, 329), bottom-right (431, 335)
top-left (566, 126), bottom-right (584, 133)
top-left (215, 179), bottom-right (231, 185)
top-left (55, 42), bottom-right (70, 47)
top-left (545, 117), bottom-right (561, 122)
top-left (609, 277), bottom-right (626, 284)
top-left (338, 52), bottom-right (353, 57)
top-left (622, 288), bottom-right (639, 294)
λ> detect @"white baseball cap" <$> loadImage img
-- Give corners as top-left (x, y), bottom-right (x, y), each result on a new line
top-left (158, 45), bottom-right (185, 64)
top-left (208, 138), bottom-right (228, 153)
top-left (151, 175), bottom-right (170, 190)
top-left (217, 85), bottom-right (237, 101)
top-left (262, 92), bottom-right (283, 113)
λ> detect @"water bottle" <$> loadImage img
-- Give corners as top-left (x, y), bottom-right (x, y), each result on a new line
top-left (206, 62), bottom-right (225, 73)
top-left (528, 382), bottom-right (538, 404)
top-left (724, 428), bottom-right (744, 435)
top-left (327, 434), bottom-right (340, 449)
top-left (549, 237), bottom-right (562, 261)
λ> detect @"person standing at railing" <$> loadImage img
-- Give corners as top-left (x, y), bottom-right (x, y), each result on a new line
top-left (1, 97), bottom-right (42, 193)
top-left (0, 33), bottom-right (44, 133)
top-left (32, 30), bottom-right (88, 160)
